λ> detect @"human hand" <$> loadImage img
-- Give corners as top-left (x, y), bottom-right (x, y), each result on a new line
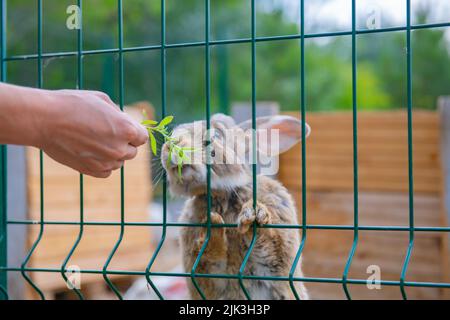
top-left (36, 90), bottom-right (148, 178)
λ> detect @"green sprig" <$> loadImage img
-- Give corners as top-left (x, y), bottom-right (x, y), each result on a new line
top-left (141, 113), bottom-right (196, 180)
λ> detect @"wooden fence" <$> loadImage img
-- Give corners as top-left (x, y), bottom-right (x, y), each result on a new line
top-left (279, 109), bottom-right (449, 299)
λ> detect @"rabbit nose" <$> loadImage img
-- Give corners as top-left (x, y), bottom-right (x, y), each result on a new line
top-left (168, 153), bottom-right (194, 173)
top-left (169, 148), bottom-right (191, 168)
top-left (164, 137), bottom-right (196, 168)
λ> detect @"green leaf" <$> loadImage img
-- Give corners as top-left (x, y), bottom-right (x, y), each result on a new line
top-left (149, 132), bottom-right (157, 156)
top-left (180, 149), bottom-right (190, 161)
top-left (176, 150), bottom-right (184, 177)
top-left (159, 115), bottom-right (174, 127)
top-left (142, 119), bottom-right (158, 126)
top-left (177, 156), bottom-right (183, 178)
top-left (167, 147), bottom-right (173, 168)
top-left (160, 127), bottom-right (170, 136)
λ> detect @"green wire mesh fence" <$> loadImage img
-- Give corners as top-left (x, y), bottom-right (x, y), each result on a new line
top-left (1, 0), bottom-right (450, 300)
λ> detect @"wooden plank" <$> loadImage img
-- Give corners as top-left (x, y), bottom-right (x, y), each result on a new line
top-left (30, 250), bottom-right (151, 292)
top-left (26, 161), bottom-right (150, 179)
top-left (300, 227), bottom-right (444, 299)
top-left (289, 187), bottom-right (447, 299)
top-left (28, 207), bottom-right (151, 222)
top-left (282, 175), bottom-right (440, 194)
top-left (291, 191), bottom-right (442, 227)
top-left (282, 152), bottom-right (438, 168)
top-left (28, 227), bottom-right (151, 262)
top-left (282, 162), bottom-right (440, 180)
top-left (300, 130), bottom-right (439, 145)
top-left (438, 97), bottom-right (450, 299)
top-left (280, 110), bottom-right (441, 193)
top-left (282, 144), bottom-right (439, 164)
top-left (30, 183), bottom-right (150, 214)
top-left (285, 110), bottom-right (439, 126)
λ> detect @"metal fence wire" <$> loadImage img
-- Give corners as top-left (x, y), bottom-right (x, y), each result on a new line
top-left (1, 0), bottom-right (450, 300)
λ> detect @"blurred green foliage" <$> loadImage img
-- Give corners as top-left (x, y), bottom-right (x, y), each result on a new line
top-left (3, 0), bottom-right (450, 122)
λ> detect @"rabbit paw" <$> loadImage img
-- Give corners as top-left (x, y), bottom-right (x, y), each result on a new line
top-left (237, 201), bottom-right (270, 234)
top-left (196, 212), bottom-right (227, 252)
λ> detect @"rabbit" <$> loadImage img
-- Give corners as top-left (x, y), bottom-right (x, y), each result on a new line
top-left (161, 113), bottom-right (310, 300)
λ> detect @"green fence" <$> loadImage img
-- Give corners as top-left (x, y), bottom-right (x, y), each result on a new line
top-left (1, 0), bottom-right (450, 300)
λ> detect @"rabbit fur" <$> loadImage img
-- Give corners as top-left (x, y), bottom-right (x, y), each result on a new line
top-left (161, 113), bottom-right (310, 300)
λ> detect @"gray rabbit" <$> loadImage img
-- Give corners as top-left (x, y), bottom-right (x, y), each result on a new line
top-left (161, 113), bottom-right (310, 300)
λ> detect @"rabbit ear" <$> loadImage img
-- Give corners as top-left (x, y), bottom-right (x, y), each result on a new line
top-left (238, 115), bottom-right (310, 156)
top-left (211, 113), bottom-right (236, 129)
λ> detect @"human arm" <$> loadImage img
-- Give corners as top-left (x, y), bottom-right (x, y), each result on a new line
top-left (0, 83), bottom-right (148, 178)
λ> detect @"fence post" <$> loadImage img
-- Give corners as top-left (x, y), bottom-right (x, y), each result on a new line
top-left (0, 145), bottom-right (7, 299)
top-left (6, 146), bottom-right (27, 299)
top-left (0, 0), bottom-right (6, 300)
top-left (438, 96), bottom-right (450, 298)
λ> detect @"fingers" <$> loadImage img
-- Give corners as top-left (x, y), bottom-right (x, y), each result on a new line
top-left (81, 161), bottom-right (123, 178)
top-left (119, 144), bottom-right (138, 161)
top-left (81, 158), bottom-right (124, 178)
top-left (123, 114), bottom-right (148, 147)
top-left (43, 89), bottom-right (148, 180)
top-left (84, 170), bottom-right (113, 179)
top-left (136, 124), bottom-right (149, 145)
top-left (79, 129), bottom-right (140, 178)
top-left (129, 124), bottom-right (148, 147)
top-left (107, 160), bottom-right (125, 171)
top-left (91, 93), bottom-right (148, 147)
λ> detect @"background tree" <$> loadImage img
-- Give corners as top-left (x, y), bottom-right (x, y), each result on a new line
top-left (3, 0), bottom-right (449, 122)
